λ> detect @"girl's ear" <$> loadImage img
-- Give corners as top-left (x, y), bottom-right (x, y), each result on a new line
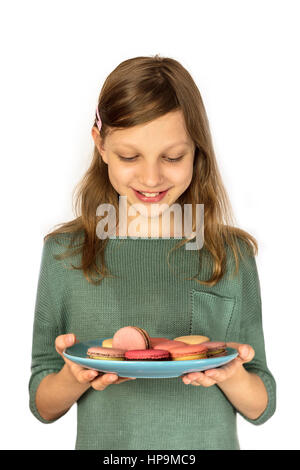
top-left (91, 126), bottom-right (101, 146)
top-left (91, 127), bottom-right (108, 163)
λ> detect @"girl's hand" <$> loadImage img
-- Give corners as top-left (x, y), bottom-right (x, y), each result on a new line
top-left (55, 334), bottom-right (136, 390)
top-left (181, 342), bottom-right (255, 387)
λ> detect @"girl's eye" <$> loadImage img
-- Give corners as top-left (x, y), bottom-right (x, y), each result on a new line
top-left (118, 155), bottom-right (138, 161)
top-left (117, 155), bottom-right (184, 163)
top-left (167, 156), bottom-right (184, 163)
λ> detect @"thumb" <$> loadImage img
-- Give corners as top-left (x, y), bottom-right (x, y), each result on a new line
top-left (238, 344), bottom-right (255, 363)
top-left (55, 333), bottom-right (76, 355)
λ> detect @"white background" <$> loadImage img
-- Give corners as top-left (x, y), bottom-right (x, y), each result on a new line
top-left (1, 0), bottom-right (299, 450)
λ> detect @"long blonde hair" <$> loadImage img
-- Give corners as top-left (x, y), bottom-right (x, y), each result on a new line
top-left (45, 54), bottom-right (257, 286)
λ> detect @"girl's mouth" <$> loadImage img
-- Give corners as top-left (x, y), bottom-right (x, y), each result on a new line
top-left (132, 188), bottom-right (169, 203)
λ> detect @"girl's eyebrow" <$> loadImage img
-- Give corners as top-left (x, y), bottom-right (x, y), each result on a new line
top-left (114, 141), bottom-right (190, 151)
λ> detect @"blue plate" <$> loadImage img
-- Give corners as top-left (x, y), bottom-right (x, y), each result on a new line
top-left (63, 338), bottom-right (238, 378)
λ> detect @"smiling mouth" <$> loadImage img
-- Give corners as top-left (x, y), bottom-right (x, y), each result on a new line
top-left (131, 188), bottom-right (171, 202)
top-left (133, 188), bottom-right (169, 195)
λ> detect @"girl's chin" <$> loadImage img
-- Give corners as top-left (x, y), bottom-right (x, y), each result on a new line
top-left (130, 210), bottom-right (164, 221)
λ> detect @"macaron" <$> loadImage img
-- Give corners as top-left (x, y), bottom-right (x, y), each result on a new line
top-left (124, 349), bottom-right (171, 361)
top-left (149, 337), bottom-right (170, 347)
top-left (168, 343), bottom-right (208, 361)
top-left (102, 338), bottom-right (113, 348)
top-left (112, 326), bottom-right (151, 350)
top-left (173, 335), bottom-right (210, 345)
top-left (87, 346), bottom-right (126, 361)
top-left (201, 341), bottom-right (227, 358)
top-left (153, 340), bottom-right (187, 351)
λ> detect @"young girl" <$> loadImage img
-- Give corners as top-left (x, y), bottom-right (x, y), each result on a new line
top-left (29, 55), bottom-right (276, 450)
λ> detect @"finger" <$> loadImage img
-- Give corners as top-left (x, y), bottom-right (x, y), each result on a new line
top-left (76, 368), bottom-right (100, 384)
top-left (205, 366), bottom-right (232, 382)
top-left (182, 372), bottom-right (203, 383)
top-left (90, 373), bottom-right (118, 390)
top-left (238, 344), bottom-right (255, 363)
top-left (55, 334), bottom-right (76, 355)
top-left (204, 356), bottom-right (241, 382)
top-left (92, 374), bottom-right (132, 390)
top-left (182, 372), bottom-right (216, 387)
top-left (226, 342), bottom-right (255, 364)
top-left (114, 376), bottom-right (137, 384)
top-left (191, 375), bottom-right (217, 387)
top-left (91, 374), bottom-right (136, 391)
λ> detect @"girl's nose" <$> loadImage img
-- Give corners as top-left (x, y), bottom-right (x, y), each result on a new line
top-left (138, 161), bottom-right (164, 188)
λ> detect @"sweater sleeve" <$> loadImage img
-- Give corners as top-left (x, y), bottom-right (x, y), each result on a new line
top-left (28, 238), bottom-right (66, 424)
top-left (236, 249), bottom-right (276, 425)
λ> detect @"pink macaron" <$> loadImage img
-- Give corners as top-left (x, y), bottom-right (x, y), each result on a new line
top-left (149, 337), bottom-right (170, 347)
top-left (112, 326), bottom-right (151, 350)
top-left (153, 340), bottom-right (187, 351)
top-left (167, 343), bottom-right (208, 361)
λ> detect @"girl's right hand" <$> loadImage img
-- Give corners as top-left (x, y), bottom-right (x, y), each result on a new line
top-left (55, 333), bottom-right (136, 390)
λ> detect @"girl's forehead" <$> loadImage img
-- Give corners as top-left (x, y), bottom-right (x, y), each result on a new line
top-left (106, 128), bottom-right (194, 152)
top-left (106, 110), bottom-right (191, 145)
top-left (111, 140), bottom-right (190, 152)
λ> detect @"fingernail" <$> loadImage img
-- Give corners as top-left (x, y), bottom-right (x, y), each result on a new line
top-left (184, 379), bottom-right (191, 384)
top-left (108, 375), bottom-right (117, 383)
top-left (243, 346), bottom-right (250, 356)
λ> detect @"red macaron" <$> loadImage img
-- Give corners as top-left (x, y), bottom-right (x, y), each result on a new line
top-left (124, 349), bottom-right (171, 361)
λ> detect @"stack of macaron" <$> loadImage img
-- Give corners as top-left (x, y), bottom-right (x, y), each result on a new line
top-left (173, 336), bottom-right (227, 359)
top-left (86, 326), bottom-right (227, 362)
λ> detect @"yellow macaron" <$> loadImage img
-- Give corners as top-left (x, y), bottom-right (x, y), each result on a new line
top-left (173, 335), bottom-right (210, 345)
top-left (102, 338), bottom-right (113, 348)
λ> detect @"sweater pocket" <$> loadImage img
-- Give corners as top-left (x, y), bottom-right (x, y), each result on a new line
top-left (190, 290), bottom-right (239, 342)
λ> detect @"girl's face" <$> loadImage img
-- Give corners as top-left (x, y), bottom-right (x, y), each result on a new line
top-left (92, 110), bottom-right (196, 231)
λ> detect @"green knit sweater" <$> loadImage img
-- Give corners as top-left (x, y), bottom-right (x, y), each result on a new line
top-left (29, 232), bottom-right (276, 450)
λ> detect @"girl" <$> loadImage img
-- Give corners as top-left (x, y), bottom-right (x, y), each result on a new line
top-left (29, 55), bottom-right (276, 450)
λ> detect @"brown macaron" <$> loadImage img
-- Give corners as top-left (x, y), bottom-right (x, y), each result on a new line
top-left (200, 341), bottom-right (227, 357)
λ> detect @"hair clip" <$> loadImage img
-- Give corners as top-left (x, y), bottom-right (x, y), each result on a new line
top-left (95, 107), bottom-right (102, 131)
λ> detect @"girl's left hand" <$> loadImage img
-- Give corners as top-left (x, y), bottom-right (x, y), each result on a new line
top-left (181, 342), bottom-right (255, 387)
